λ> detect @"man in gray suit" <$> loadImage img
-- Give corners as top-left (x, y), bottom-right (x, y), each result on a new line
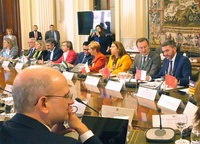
top-left (132, 37), bottom-right (161, 76)
top-left (45, 24), bottom-right (60, 47)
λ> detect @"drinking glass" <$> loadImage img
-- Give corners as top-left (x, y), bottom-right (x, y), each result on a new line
top-left (191, 127), bottom-right (200, 144)
top-left (175, 114), bottom-right (189, 144)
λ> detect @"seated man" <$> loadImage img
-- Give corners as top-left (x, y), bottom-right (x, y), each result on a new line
top-left (44, 38), bottom-right (63, 61)
top-left (74, 41), bottom-right (93, 65)
top-left (26, 38), bottom-right (36, 60)
top-left (131, 37), bottom-right (161, 76)
top-left (148, 40), bottom-right (192, 86)
top-left (0, 66), bottom-right (102, 144)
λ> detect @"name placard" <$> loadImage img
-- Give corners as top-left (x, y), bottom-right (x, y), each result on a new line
top-left (183, 101), bottom-right (198, 114)
top-left (157, 94), bottom-right (184, 111)
top-left (136, 87), bottom-right (157, 101)
top-left (15, 62), bottom-right (24, 70)
top-left (101, 105), bottom-right (134, 124)
top-left (105, 80), bottom-right (123, 92)
top-left (63, 71), bottom-right (74, 80)
top-left (3, 84), bottom-right (12, 95)
top-left (105, 89), bottom-right (123, 99)
top-left (2, 61), bottom-right (10, 67)
top-left (84, 76), bottom-right (100, 86)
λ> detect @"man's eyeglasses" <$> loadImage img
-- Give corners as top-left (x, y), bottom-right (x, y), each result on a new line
top-left (34, 92), bottom-right (73, 106)
top-left (46, 93), bottom-right (73, 99)
top-left (83, 49), bottom-right (89, 51)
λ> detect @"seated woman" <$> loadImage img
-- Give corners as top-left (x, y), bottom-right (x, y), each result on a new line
top-left (1, 38), bottom-right (18, 59)
top-left (32, 40), bottom-right (48, 60)
top-left (88, 41), bottom-right (107, 72)
top-left (52, 41), bottom-right (77, 64)
top-left (106, 41), bottom-right (132, 74)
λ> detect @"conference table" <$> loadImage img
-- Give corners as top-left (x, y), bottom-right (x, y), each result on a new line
top-left (0, 66), bottom-right (192, 143)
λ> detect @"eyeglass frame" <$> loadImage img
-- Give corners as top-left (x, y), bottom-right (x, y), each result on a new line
top-left (34, 92), bottom-right (73, 106)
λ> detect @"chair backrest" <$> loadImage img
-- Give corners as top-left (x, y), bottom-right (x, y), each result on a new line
top-left (191, 68), bottom-right (200, 82)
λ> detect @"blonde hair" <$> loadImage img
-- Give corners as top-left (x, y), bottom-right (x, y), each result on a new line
top-left (6, 28), bottom-right (13, 34)
top-left (194, 80), bottom-right (200, 129)
top-left (36, 40), bottom-right (46, 50)
top-left (4, 38), bottom-right (14, 48)
top-left (88, 41), bottom-right (100, 52)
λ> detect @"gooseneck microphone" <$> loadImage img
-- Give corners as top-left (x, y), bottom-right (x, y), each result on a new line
top-left (0, 86), bottom-right (12, 94)
top-left (75, 98), bottom-right (101, 116)
top-left (145, 107), bottom-right (175, 143)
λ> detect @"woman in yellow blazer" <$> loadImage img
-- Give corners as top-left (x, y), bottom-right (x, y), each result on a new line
top-left (107, 41), bottom-right (132, 74)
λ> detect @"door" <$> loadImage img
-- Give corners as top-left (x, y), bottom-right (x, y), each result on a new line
top-left (0, 0), bottom-right (21, 52)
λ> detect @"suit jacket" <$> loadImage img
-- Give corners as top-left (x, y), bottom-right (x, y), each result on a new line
top-left (133, 51), bottom-right (161, 76)
top-left (107, 54), bottom-right (132, 74)
top-left (32, 50), bottom-right (48, 60)
top-left (0, 113), bottom-right (102, 144)
top-left (44, 47), bottom-right (63, 61)
top-left (1, 47), bottom-right (18, 59)
top-left (54, 50), bottom-right (77, 64)
top-left (29, 31), bottom-right (42, 40)
top-left (26, 47), bottom-right (36, 59)
top-left (74, 52), bottom-right (93, 65)
top-left (152, 53), bottom-right (192, 86)
top-left (45, 30), bottom-right (60, 44)
top-left (89, 52), bottom-right (107, 73)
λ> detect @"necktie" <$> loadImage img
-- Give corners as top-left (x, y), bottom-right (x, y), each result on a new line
top-left (169, 60), bottom-right (173, 75)
top-left (34, 31), bottom-right (38, 39)
top-left (141, 56), bottom-right (146, 69)
top-left (81, 55), bottom-right (86, 63)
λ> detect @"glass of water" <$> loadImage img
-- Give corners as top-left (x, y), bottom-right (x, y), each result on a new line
top-left (191, 127), bottom-right (200, 144)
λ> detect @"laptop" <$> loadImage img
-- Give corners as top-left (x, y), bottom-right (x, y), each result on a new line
top-left (70, 63), bottom-right (85, 73)
top-left (81, 115), bottom-right (128, 144)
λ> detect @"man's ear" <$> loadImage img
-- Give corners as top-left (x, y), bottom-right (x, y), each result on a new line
top-left (37, 96), bottom-right (49, 113)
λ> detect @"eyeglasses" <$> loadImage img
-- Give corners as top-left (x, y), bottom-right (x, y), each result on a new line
top-left (34, 92), bottom-right (73, 106)
top-left (46, 93), bottom-right (73, 99)
top-left (83, 49), bottom-right (89, 51)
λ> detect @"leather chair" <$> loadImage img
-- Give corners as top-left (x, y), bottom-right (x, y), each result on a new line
top-left (191, 68), bottom-right (200, 82)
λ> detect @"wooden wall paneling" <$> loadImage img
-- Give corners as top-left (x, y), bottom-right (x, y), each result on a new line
top-left (0, 0), bottom-right (21, 54)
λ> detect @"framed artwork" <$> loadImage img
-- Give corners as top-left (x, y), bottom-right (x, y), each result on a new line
top-left (148, 0), bottom-right (200, 54)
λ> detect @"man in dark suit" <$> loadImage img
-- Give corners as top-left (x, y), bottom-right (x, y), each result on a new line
top-left (132, 37), bottom-right (161, 76)
top-left (44, 38), bottom-right (63, 61)
top-left (149, 40), bottom-right (192, 86)
top-left (29, 25), bottom-right (42, 40)
top-left (45, 24), bottom-right (60, 47)
top-left (74, 41), bottom-right (93, 65)
top-left (0, 66), bottom-right (102, 144)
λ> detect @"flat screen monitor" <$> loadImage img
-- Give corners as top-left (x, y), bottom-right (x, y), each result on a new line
top-left (81, 115), bottom-right (128, 144)
top-left (77, 10), bottom-right (111, 35)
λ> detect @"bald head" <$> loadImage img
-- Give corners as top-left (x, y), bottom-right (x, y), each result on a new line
top-left (12, 66), bottom-right (69, 113)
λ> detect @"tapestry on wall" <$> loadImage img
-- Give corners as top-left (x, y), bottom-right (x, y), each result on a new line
top-left (149, 0), bottom-right (200, 54)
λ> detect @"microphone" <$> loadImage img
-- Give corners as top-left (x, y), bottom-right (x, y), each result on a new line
top-left (155, 77), bottom-right (169, 96)
top-left (0, 86), bottom-right (12, 94)
top-left (145, 107), bottom-right (175, 143)
top-left (75, 98), bottom-right (101, 116)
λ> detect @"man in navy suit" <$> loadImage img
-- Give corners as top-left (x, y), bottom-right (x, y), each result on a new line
top-left (44, 38), bottom-right (63, 61)
top-left (0, 66), bottom-right (102, 144)
top-left (148, 40), bottom-right (191, 86)
top-left (74, 41), bottom-right (93, 65)
top-left (29, 25), bottom-right (42, 40)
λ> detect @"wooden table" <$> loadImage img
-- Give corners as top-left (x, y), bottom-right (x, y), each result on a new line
top-left (0, 66), bottom-right (191, 143)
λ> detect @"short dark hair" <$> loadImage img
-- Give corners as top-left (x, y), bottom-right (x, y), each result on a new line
top-left (83, 41), bottom-right (90, 46)
top-left (161, 40), bottom-right (176, 48)
top-left (136, 37), bottom-right (149, 46)
top-left (45, 38), bottom-right (57, 47)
